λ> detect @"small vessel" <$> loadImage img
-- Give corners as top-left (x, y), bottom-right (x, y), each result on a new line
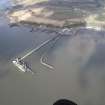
top-left (12, 58), bottom-right (34, 74)
top-left (86, 26), bottom-right (102, 31)
top-left (58, 28), bottom-right (72, 36)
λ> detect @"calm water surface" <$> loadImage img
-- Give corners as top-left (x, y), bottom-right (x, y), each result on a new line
top-left (24, 28), bottom-right (105, 105)
top-left (1, 14), bottom-right (105, 105)
top-left (1, 0), bottom-right (105, 105)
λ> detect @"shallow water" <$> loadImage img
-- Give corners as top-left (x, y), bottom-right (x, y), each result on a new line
top-left (20, 28), bottom-right (105, 105)
top-left (0, 13), bottom-right (59, 105)
top-left (1, 0), bottom-right (105, 105)
top-left (1, 15), bottom-right (105, 105)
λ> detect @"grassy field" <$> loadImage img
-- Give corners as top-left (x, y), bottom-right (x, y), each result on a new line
top-left (9, 0), bottom-right (89, 28)
top-left (10, 0), bottom-right (93, 21)
top-left (48, 7), bottom-right (85, 20)
top-left (18, 0), bottom-right (48, 5)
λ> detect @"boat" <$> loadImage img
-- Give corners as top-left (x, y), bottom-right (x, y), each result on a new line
top-left (12, 58), bottom-right (34, 74)
top-left (86, 25), bottom-right (102, 31)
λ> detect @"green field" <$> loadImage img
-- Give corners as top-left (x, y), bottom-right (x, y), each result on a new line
top-left (18, 0), bottom-right (48, 5)
top-left (49, 7), bottom-right (85, 20)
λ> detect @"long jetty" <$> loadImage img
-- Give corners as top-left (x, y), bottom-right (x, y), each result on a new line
top-left (20, 32), bottom-right (62, 60)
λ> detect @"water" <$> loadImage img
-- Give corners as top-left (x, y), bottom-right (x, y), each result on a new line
top-left (22, 28), bottom-right (105, 105)
top-left (0, 14), bottom-right (105, 105)
top-left (1, 0), bottom-right (105, 105)
top-left (0, 11), bottom-right (61, 105)
top-left (0, 0), bottom-right (11, 10)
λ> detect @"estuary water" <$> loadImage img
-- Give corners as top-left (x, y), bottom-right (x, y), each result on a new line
top-left (1, 0), bottom-right (105, 105)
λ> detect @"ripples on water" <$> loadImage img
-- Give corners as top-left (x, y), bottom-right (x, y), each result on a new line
top-left (43, 29), bottom-right (105, 105)
top-left (1, 1), bottom-right (105, 104)
top-left (1, 13), bottom-right (105, 104)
